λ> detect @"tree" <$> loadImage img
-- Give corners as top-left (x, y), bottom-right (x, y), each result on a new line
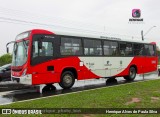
top-left (0, 54), bottom-right (12, 66)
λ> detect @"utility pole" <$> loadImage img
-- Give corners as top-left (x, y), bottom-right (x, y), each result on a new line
top-left (141, 30), bottom-right (144, 41)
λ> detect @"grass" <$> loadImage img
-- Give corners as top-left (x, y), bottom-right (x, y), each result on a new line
top-left (1, 79), bottom-right (160, 117)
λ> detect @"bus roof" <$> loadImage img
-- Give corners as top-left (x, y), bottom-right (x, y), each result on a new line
top-left (29, 29), bottom-right (155, 44)
top-left (54, 30), bottom-right (155, 44)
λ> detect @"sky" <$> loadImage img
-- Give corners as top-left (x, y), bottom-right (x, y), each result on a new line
top-left (0, 0), bottom-right (160, 55)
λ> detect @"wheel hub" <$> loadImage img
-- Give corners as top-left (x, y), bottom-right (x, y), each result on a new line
top-left (63, 74), bottom-right (72, 85)
top-left (130, 70), bottom-right (135, 78)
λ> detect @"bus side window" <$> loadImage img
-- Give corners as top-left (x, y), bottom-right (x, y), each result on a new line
top-left (46, 42), bottom-right (53, 56)
top-left (149, 45), bottom-right (155, 56)
top-left (119, 43), bottom-right (126, 56)
top-left (32, 41), bottom-right (53, 58)
top-left (84, 39), bottom-right (102, 56)
top-left (110, 42), bottom-right (118, 56)
top-left (40, 46), bottom-right (46, 56)
top-left (125, 43), bottom-right (133, 56)
top-left (32, 41), bottom-right (38, 58)
top-left (84, 48), bottom-right (89, 55)
top-left (144, 45), bottom-right (149, 56)
top-left (133, 43), bottom-right (143, 56)
top-left (40, 42), bottom-right (53, 56)
top-left (61, 37), bottom-right (82, 55)
top-left (104, 41), bottom-right (111, 56)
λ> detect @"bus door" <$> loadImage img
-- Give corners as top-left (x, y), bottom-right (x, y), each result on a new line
top-left (31, 34), bottom-right (60, 84)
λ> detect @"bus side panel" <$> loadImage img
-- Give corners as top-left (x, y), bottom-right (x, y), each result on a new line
top-left (31, 56), bottom-right (100, 85)
top-left (144, 57), bottom-right (158, 73)
top-left (31, 61), bottom-right (61, 85)
top-left (115, 56), bottom-right (158, 77)
top-left (80, 57), bottom-right (134, 78)
top-left (30, 56), bottom-right (157, 85)
top-left (55, 57), bottom-right (101, 80)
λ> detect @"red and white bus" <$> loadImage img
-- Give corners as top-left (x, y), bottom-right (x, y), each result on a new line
top-left (8, 29), bottom-right (158, 89)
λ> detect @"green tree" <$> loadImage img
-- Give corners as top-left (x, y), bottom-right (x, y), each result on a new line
top-left (0, 54), bottom-right (12, 66)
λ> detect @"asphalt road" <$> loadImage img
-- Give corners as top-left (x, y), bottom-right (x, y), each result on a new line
top-left (0, 71), bottom-right (159, 105)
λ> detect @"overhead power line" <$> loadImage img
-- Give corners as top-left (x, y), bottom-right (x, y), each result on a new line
top-left (0, 16), bottom-right (142, 40)
top-left (0, 6), bottom-right (143, 40)
top-left (0, 6), bottom-right (104, 30)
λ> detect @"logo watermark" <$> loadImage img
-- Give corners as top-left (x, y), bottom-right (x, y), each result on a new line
top-left (129, 9), bottom-right (144, 24)
top-left (132, 9), bottom-right (141, 18)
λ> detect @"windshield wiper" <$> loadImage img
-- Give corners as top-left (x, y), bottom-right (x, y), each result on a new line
top-left (6, 41), bottom-right (15, 53)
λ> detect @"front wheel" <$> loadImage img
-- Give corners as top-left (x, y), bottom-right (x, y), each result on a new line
top-left (59, 71), bottom-right (75, 89)
top-left (124, 67), bottom-right (136, 81)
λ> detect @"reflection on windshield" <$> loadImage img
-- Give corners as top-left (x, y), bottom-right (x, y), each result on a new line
top-left (12, 40), bottom-right (29, 66)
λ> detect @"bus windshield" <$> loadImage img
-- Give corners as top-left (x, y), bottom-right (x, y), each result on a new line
top-left (12, 40), bottom-right (29, 66)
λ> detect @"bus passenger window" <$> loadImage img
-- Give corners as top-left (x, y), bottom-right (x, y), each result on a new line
top-left (84, 39), bottom-right (102, 56)
top-left (84, 48), bottom-right (89, 55)
top-left (110, 42), bottom-right (118, 56)
top-left (119, 43), bottom-right (126, 56)
top-left (104, 41), bottom-right (111, 56)
top-left (125, 43), bottom-right (133, 56)
top-left (61, 37), bottom-right (82, 55)
top-left (149, 45), bottom-right (155, 56)
top-left (144, 45), bottom-right (149, 56)
top-left (133, 44), bottom-right (143, 56)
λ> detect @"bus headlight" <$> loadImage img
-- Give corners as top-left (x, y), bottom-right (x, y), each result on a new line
top-left (22, 68), bottom-right (27, 76)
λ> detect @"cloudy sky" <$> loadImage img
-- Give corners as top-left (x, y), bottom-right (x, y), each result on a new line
top-left (0, 0), bottom-right (159, 55)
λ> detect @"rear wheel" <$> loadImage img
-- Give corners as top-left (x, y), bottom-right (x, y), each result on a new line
top-left (124, 67), bottom-right (136, 81)
top-left (106, 77), bottom-right (117, 84)
top-left (59, 71), bottom-right (75, 89)
top-left (43, 84), bottom-right (56, 91)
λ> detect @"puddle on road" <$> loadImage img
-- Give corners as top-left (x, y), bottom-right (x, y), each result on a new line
top-left (0, 71), bottom-right (159, 105)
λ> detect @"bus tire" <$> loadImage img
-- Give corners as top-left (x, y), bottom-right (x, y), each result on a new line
top-left (59, 71), bottom-right (75, 89)
top-left (124, 66), bottom-right (136, 81)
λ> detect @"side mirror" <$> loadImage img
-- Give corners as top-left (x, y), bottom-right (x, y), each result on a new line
top-left (7, 47), bottom-right (9, 53)
top-left (6, 67), bottom-right (11, 71)
top-left (2, 69), bottom-right (6, 73)
top-left (6, 41), bottom-right (15, 54)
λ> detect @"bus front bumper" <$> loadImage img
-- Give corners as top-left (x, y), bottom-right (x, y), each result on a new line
top-left (12, 74), bottom-right (32, 85)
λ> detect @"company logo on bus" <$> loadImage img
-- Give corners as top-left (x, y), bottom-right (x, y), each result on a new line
top-left (104, 61), bottom-right (112, 66)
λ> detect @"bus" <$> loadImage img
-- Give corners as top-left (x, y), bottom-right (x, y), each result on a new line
top-left (8, 29), bottom-right (158, 90)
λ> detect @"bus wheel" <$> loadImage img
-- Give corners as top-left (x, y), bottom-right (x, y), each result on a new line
top-left (106, 77), bottom-right (117, 84)
top-left (46, 84), bottom-right (56, 90)
top-left (59, 71), bottom-right (75, 89)
top-left (124, 67), bottom-right (136, 81)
